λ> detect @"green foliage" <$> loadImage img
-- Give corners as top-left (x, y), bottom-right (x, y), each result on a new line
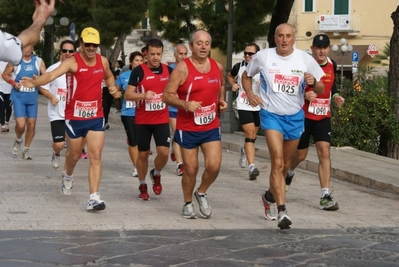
top-left (331, 75), bottom-right (399, 155)
top-left (149, 0), bottom-right (275, 53)
top-left (371, 42), bottom-right (390, 66)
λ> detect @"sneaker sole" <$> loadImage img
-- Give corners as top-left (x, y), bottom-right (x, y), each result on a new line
top-left (278, 217), bottom-right (292, 229)
top-left (182, 214), bottom-right (197, 219)
top-left (249, 169), bottom-right (259, 180)
top-left (194, 194), bottom-right (212, 219)
top-left (319, 203), bottom-right (339, 211)
top-left (87, 202), bottom-right (106, 211)
top-left (62, 187), bottom-right (72, 196)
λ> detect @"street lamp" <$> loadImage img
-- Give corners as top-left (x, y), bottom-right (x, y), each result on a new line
top-left (331, 37), bottom-right (353, 88)
top-left (45, 9), bottom-right (69, 65)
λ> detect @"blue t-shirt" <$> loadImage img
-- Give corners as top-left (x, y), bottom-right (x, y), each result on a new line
top-left (116, 70), bottom-right (135, 117)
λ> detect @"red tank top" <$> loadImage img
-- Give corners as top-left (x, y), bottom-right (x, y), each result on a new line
top-left (135, 63), bottom-right (170, 125)
top-left (176, 58), bottom-right (221, 131)
top-left (303, 58), bottom-right (335, 120)
top-left (65, 53), bottom-right (104, 120)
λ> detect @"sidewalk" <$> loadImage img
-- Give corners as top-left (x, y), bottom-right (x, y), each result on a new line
top-left (108, 108), bottom-right (399, 196)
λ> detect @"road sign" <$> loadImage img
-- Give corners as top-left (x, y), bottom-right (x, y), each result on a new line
top-left (70, 23), bottom-right (75, 41)
top-left (352, 51), bottom-right (359, 62)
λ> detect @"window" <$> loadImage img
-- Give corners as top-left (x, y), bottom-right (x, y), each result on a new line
top-left (304, 0), bottom-right (314, 12)
top-left (334, 0), bottom-right (349, 15)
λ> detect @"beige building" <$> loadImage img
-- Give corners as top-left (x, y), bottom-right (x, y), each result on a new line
top-left (289, 0), bottom-right (396, 78)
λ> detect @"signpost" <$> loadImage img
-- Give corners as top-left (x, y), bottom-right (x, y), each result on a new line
top-left (352, 51), bottom-right (359, 74)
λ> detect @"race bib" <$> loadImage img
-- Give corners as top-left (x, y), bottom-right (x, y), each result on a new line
top-left (194, 103), bottom-right (216, 125)
top-left (239, 91), bottom-right (249, 105)
top-left (20, 86), bottom-right (35, 92)
top-left (73, 100), bottom-right (98, 118)
top-left (272, 74), bottom-right (299, 95)
top-left (126, 100), bottom-right (135, 109)
top-left (308, 98), bottom-right (330, 115)
top-left (145, 93), bottom-right (166, 111)
top-left (56, 87), bottom-right (67, 102)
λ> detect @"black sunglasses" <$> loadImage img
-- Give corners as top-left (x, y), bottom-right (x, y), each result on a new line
top-left (244, 52), bottom-right (256, 56)
top-left (61, 49), bottom-right (75, 54)
top-left (84, 43), bottom-right (99, 48)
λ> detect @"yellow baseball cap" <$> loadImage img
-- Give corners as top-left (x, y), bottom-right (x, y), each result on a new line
top-left (81, 27), bottom-right (100, 44)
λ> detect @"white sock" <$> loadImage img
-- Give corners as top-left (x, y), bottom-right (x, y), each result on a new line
top-left (321, 188), bottom-right (329, 197)
top-left (287, 169), bottom-right (295, 176)
top-left (249, 164), bottom-right (255, 171)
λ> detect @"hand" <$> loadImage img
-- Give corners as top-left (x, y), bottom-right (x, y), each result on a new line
top-left (219, 100), bottom-right (228, 112)
top-left (20, 76), bottom-right (36, 88)
top-left (248, 94), bottom-right (262, 107)
top-left (185, 101), bottom-right (202, 112)
top-left (305, 91), bottom-right (317, 102)
top-left (32, 0), bottom-right (56, 26)
top-left (51, 96), bottom-right (59, 106)
top-left (334, 95), bottom-right (345, 107)
top-left (231, 83), bottom-right (239, 92)
top-left (143, 90), bottom-right (156, 100)
top-left (304, 72), bottom-right (315, 87)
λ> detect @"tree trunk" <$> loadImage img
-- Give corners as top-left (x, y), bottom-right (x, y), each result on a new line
top-left (108, 33), bottom-right (127, 65)
top-left (388, 7), bottom-right (399, 159)
top-left (267, 0), bottom-right (295, 48)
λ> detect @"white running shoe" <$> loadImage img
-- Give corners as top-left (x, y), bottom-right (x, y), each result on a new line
top-left (132, 167), bottom-right (138, 177)
top-left (12, 139), bottom-right (22, 155)
top-left (238, 146), bottom-right (247, 168)
top-left (86, 192), bottom-right (106, 211)
top-left (51, 153), bottom-right (60, 169)
top-left (61, 171), bottom-right (73, 196)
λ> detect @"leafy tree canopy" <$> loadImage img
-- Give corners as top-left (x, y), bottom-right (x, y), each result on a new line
top-left (149, 0), bottom-right (275, 54)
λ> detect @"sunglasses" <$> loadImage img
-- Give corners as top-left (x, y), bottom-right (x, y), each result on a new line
top-left (244, 52), bottom-right (256, 56)
top-left (61, 49), bottom-right (75, 54)
top-left (84, 43), bottom-right (99, 48)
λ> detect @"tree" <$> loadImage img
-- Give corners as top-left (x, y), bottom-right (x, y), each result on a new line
top-left (267, 0), bottom-right (295, 48)
top-left (388, 6), bottom-right (399, 159)
top-left (0, 0), bottom-right (146, 65)
top-left (148, 0), bottom-right (275, 54)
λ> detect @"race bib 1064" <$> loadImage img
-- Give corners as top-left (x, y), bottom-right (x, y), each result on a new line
top-left (145, 93), bottom-right (166, 111)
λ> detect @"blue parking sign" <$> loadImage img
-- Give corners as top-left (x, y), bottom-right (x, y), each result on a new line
top-left (352, 51), bottom-right (359, 62)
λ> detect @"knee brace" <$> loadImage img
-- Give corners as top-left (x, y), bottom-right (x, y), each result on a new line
top-left (245, 137), bottom-right (257, 143)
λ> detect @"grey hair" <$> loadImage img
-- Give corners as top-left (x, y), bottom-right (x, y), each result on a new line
top-left (174, 44), bottom-right (188, 55)
top-left (188, 29), bottom-right (212, 45)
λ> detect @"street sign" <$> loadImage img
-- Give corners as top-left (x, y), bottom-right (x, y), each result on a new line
top-left (352, 51), bottom-right (359, 62)
top-left (70, 23), bottom-right (75, 41)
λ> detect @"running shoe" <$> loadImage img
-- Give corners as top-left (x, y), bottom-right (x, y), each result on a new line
top-left (285, 172), bottom-right (295, 192)
top-left (150, 169), bottom-right (162, 195)
top-left (170, 152), bottom-right (176, 162)
top-left (11, 139), bottom-right (22, 155)
top-left (105, 123), bottom-right (110, 130)
top-left (238, 146), bottom-right (247, 168)
top-left (182, 202), bottom-right (197, 219)
top-left (22, 149), bottom-right (32, 160)
top-left (1, 125), bottom-right (6, 132)
top-left (86, 192), bottom-right (106, 211)
top-left (277, 210), bottom-right (292, 229)
top-left (64, 140), bottom-right (67, 148)
top-left (261, 193), bottom-right (277, 221)
top-left (61, 171), bottom-right (73, 196)
top-left (194, 190), bottom-right (212, 218)
top-left (132, 167), bottom-right (138, 177)
top-left (5, 122), bottom-right (9, 132)
top-left (138, 184), bottom-right (150, 200)
top-left (319, 193), bottom-right (339, 211)
top-left (176, 163), bottom-right (184, 176)
top-left (81, 151), bottom-right (88, 159)
top-left (51, 152), bottom-right (60, 169)
top-left (248, 166), bottom-right (259, 180)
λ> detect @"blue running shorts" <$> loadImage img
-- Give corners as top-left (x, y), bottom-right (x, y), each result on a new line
top-left (260, 109), bottom-right (304, 140)
top-left (175, 127), bottom-right (221, 149)
top-left (65, 117), bottom-right (105, 139)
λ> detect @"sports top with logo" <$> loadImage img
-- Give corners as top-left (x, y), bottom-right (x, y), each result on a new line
top-left (302, 57), bottom-right (335, 121)
top-left (246, 48), bottom-right (325, 116)
top-left (176, 58), bottom-right (222, 132)
top-left (65, 53), bottom-right (104, 120)
top-left (134, 63), bottom-right (170, 125)
top-left (10, 54), bottom-right (41, 104)
top-left (234, 60), bottom-right (260, 111)
top-left (41, 61), bottom-right (67, 122)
